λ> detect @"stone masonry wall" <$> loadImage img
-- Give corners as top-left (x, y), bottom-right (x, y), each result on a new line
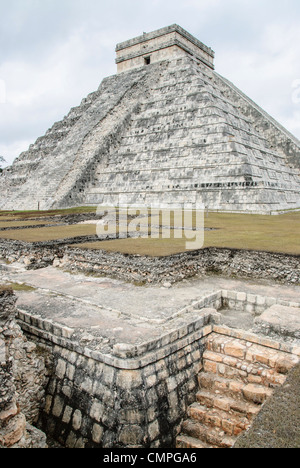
top-left (214, 73), bottom-right (300, 171)
top-left (39, 340), bottom-right (204, 448)
top-left (0, 287), bottom-right (48, 448)
top-left (19, 309), bottom-right (216, 448)
top-left (16, 300), bottom-right (300, 449)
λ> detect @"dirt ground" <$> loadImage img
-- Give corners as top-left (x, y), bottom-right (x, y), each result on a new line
top-left (234, 363), bottom-right (300, 448)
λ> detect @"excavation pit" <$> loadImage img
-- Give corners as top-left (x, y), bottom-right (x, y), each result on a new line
top-left (1, 262), bottom-right (299, 448)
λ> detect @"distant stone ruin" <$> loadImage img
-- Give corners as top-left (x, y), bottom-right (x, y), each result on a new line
top-left (0, 24), bottom-right (299, 212)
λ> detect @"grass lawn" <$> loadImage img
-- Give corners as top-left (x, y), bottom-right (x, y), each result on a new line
top-left (0, 224), bottom-right (98, 242)
top-left (74, 237), bottom-right (190, 256)
top-left (203, 211), bottom-right (300, 254)
top-left (0, 282), bottom-right (36, 292)
top-left (73, 211), bottom-right (300, 256)
top-left (0, 207), bottom-right (299, 256)
top-left (4, 282), bottom-right (36, 292)
top-left (0, 206), bottom-right (97, 221)
top-left (0, 206), bottom-right (98, 242)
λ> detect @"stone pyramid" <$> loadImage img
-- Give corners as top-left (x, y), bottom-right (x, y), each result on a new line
top-left (1, 24), bottom-right (300, 213)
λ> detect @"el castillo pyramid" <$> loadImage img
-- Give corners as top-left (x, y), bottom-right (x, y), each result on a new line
top-left (1, 24), bottom-right (300, 213)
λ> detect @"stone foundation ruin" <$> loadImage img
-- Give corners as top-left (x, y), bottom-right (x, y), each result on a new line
top-left (0, 256), bottom-right (299, 449)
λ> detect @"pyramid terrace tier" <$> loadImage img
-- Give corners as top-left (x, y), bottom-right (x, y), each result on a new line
top-left (0, 55), bottom-right (299, 213)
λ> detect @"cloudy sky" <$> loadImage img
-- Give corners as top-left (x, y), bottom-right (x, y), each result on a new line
top-left (1, 0), bottom-right (300, 166)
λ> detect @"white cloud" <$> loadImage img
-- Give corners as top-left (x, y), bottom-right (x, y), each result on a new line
top-left (0, 24), bottom-right (118, 165)
top-left (284, 111), bottom-right (300, 133)
top-left (0, 140), bottom-right (32, 167)
top-left (215, 15), bottom-right (300, 140)
top-left (0, 79), bottom-right (6, 104)
top-left (292, 80), bottom-right (300, 105)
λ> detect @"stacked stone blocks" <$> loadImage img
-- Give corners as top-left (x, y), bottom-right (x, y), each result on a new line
top-left (176, 329), bottom-right (299, 448)
top-left (39, 335), bottom-right (207, 448)
top-left (0, 288), bottom-right (47, 448)
top-left (14, 287), bottom-right (300, 448)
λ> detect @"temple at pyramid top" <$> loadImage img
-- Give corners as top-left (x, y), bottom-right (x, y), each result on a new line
top-left (115, 24), bottom-right (215, 73)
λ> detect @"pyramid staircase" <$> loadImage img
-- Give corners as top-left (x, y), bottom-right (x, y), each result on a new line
top-left (176, 332), bottom-right (299, 449)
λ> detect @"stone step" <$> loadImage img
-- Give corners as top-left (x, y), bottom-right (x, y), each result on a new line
top-left (205, 333), bottom-right (298, 375)
top-left (176, 434), bottom-right (213, 449)
top-left (199, 372), bottom-right (244, 399)
top-left (181, 419), bottom-right (236, 448)
top-left (196, 389), bottom-right (262, 417)
top-left (178, 333), bottom-right (298, 448)
top-left (203, 349), bottom-right (287, 388)
top-left (188, 402), bottom-right (252, 437)
top-left (176, 331), bottom-right (299, 449)
top-left (177, 379), bottom-right (263, 448)
top-left (198, 371), bottom-right (273, 402)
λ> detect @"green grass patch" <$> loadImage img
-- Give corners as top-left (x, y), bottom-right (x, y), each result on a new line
top-left (74, 237), bottom-right (190, 257)
top-left (0, 209), bottom-right (299, 256)
top-left (72, 211), bottom-right (300, 256)
top-left (0, 206), bottom-right (97, 220)
top-left (0, 224), bottom-right (98, 242)
top-left (4, 282), bottom-right (36, 292)
top-left (203, 211), bottom-right (300, 255)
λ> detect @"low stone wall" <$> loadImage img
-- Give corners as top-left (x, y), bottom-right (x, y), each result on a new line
top-left (0, 287), bottom-right (48, 448)
top-left (1, 239), bottom-right (299, 285)
top-left (219, 289), bottom-right (300, 316)
top-left (0, 239), bottom-right (62, 270)
top-left (59, 246), bottom-right (300, 285)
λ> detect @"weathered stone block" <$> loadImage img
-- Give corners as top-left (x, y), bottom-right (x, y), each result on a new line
top-left (242, 384), bottom-right (272, 405)
top-left (224, 341), bottom-right (246, 359)
top-left (90, 400), bottom-right (104, 423)
top-left (72, 409), bottom-right (82, 431)
top-left (55, 359), bottom-right (66, 380)
top-left (92, 423), bottom-right (103, 444)
top-left (118, 425), bottom-right (144, 446)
